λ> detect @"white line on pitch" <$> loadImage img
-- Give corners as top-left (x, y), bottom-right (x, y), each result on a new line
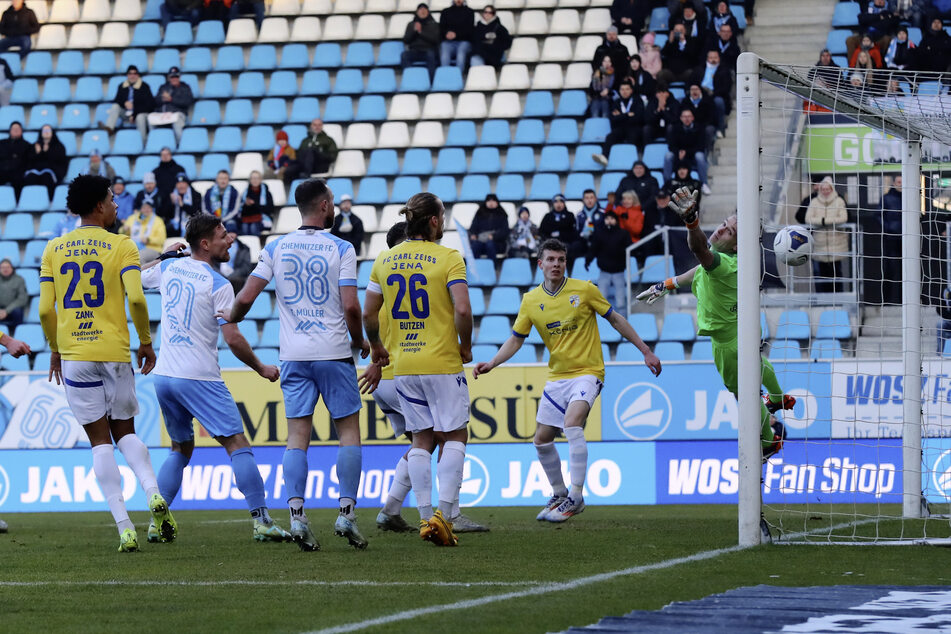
top-left (0, 580), bottom-right (540, 588)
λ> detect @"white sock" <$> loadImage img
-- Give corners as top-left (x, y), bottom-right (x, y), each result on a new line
top-left (407, 447), bottom-right (432, 520)
top-left (92, 444), bottom-right (133, 534)
top-left (382, 455), bottom-right (412, 516)
top-left (289, 497), bottom-right (307, 523)
top-left (451, 496), bottom-right (460, 519)
top-left (437, 441), bottom-right (466, 517)
top-left (116, 434), bottom-right (159, 499)
top-left (339, 496), bottom-right (356, 520)
top-left (564, 426), bottom-right (587, 500)
top-left (534, 441), bottom-right (567, 497)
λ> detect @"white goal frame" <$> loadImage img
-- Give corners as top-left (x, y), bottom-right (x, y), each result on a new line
top-left (735, 53), bottom-right (924, 546)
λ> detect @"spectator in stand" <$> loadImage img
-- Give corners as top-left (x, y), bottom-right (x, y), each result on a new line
top-left (468, 193), bottom-right (509, 259)
top-left (0, 0), bottom-right (39, 58)
top-left (880, 175), bottom-right (902, 305)
top-left (589, 55), bottom-right (619, 118)
top-left (161, 0), bottom-right (201, 27)
top-left (805, 177), bottom-right (849, 293)
top-left (151, 67), bottom-right (194, 144)
top-left (915, 18), bottom-right (951, 73)
top-left (593, 81), bottom-right (645, 166)
top-left (134, 172), bottom-right (163, 216)
top-left (577, 189), bottom-right (605, 241)
top-left (795, 179), bottom-right (820, 224)
top-left (681, 83), bottom-right (717, 151)
top-left (894, 0), bottom-right (927, 30)
top-left (83, 149), bottom-right (116, 182)
top-left (229, 0), bottom-right (265, 28)
top-left (705, 22), bottom-right (740, 70)
top-left (23, 125), bottom-right (67, 197)
top-left (470, 5), bottom-right (511, 69)
top-left (0, 122), bottom-right (30, 192)
top-left (666, 160), bottom-right (702, 201)
top-left (0, 259), bottom-right (27, 332)
top-left (849, 33), bottom-right (884, 69)
top-left (104, 65), bottom-right (155, 142)
top-left (607, 190), bottom-right (644, 247)
top-left (508, 206), bottom-right (539, 259)
top-left (113, 177), bottom-right (135, 223)
top-left (296, 119), bottom-right (338, 177)
top-left (638, 32), bottom-right (662, 78)
top-left (851, 50), bottom-right (880, 92)
top-left (643, 83), bottom-right (680, 143)
top-left (237, 170), bottom-right (273, 237)
top-left (264, 130), bottom-right (297, 187)
top-left (708, 2), bottom-right (739, 35)
top-left (610, 0), bottom-right (649, 36)
top-left (667, 0), bottom-right (704, 15)
top-left (539, 194), bottom-right (584, 264)
top-left (586, 211), bottom-right (632, 314)
top-left (203, 170), bottom-right (240, 233)
top-left (856, 0), bottom-right (898, 50)
top-left (51, 210), bottom-right (81, 238)
top-left (0, 56), bottom-right (13, 106)
top-left (439, 0), bottom-right (474, 72)
top-left (668, 2), bottom-right (705, 38)
top-left (592, 26), bottom-right (631, 72)
top-left (627, 54), bottom-right (656, 100)
top-left (154, 146), bottom-right (185, 220)
top-left (691, 50), bottom-right (732, 141)
top-left (885, 26), bottom-right (916, 74)
top-left (809, 48), bottom-right (844, 91)
top-left (122, 201), bottom-right (166, 263)
top-left (616, 160), bottom-right (658, 206)
top-left (201, 0), bottom-right (230, 22)
top-left (401, 3), bottom-right (440, 78)
top-left (167, 173), bottom-right (201, 237)
top-left (663, 109), bottom-right (710, 195)
top-left (220, 231), bottom-right (255, 293)
top-left (658, 23), bottom-right (702, 85)
top-left (331, 194), bottom-right (364, 255)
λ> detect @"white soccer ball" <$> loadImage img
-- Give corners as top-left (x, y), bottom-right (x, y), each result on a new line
top-left (773, 225), bottom-right (813, 267)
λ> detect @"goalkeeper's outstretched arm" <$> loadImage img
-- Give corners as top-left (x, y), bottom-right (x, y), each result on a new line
top-left (668, 187), bottom-right (715, 269)
top-left (636, 265), bottom-right (699, 305)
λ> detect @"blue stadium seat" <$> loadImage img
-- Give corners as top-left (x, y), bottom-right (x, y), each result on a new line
top-left (376, 41), bottom-right (403, 66)
top-left (548, 118), bottom-right (579, 144)
top-left (313, 43), bottom-right (343, 68)
top-left (831, 2), bottom-right (860, 27)
top-left (479, 119), bottom-right (511, 146)
top-left (430, 147), bottom-right (463, 175)
top-left (0, 240), bottom-right (18, 266)
top-left (538, 145), bottom-right (569, 172)
top-left (10, 78), bottom-right (39, 104)
top-left (326, 177), bottom-right (354, 200)
top-left (112, 129), bottom-right (144, 155)
top-left (648, 6), bottom-right (670, 31)
top-left (469, 289), bottom-right (486, 316)
top-left (119, 49), bottom-right (149, 74)
top-left (769, 341), bottom-right (802, 361)
top-left (496, 174), bottom-right (526, 201)
top-left (23, 52), bottom-right (52, 76)
top-left (467, 259), bottom-right (496, 287)
top-left (626, 313), bottom-right (658, 342)
top-left (37, 211), bottom-right (61, 237)
top-left (514, 119), bottom-right (545, 144)
top-left (174, 154), bottom-right (197, 179)
top-left (581, 118), bottom-right (611, 143)
top-left (290, 97), bottom-right (321, 123)
top-left (690, 340), bottom-right (713, 360)
top-left (16, 186), bottom-right (49, 212)
top-left (498, 259), bottom-right (532, 286)
top-left (599, 172), bottom-right (624, 199)
top-left (266, 70), bottom-right (298, 98)
top-left (132, 155), bottom-right (160, 181)
top-left (183, 47), bottom-right (213, 72)
top-left (247, 44), bottom-right (278, 71)
top-left (356, 260), bottom-right (374, 288)
top-left (815, 309), bottom-right (851, 340)
top-left (28, 104), bottom-right (57, 129)
top-left (145, 292), bottom-right (162, 319)
top-left (523, 91), bottom-right (554, 117)
top-left (203, 73), bottom-right (233, 99)
top-left (283, 125), bottom-right (306, 148)
top-left (615, 343), bottom-right (644, 362)
top-left (1, 353), bottom-right (29, 371)
top-left (459, 174), bottom-right (490, 202)
top-left (659, 313), bottom-right (695, 342)
top-left (178, 127), bottom-right (209, 153)
top-left (565, 173), bottom-right (596, 200)
top-left (33, 352), bottom-right (51, 371)
top-left (640, 254), bottom-right (674, 283)
top-left (399, 68), bottom-right (430, 92)
top-left (3, 213), bottom-right (32, 240)
top-left (57, 50), bottom-right (86, 75)
top-left (144, 128), bottom-right (177, 154)
top-left (655, 341), bottom-right (685, 360)
top-left (300, 70), bottom-right (331, 96)
top-left (467, 147), bottom-right (500, 174)
top-left (47, 184), bottom-right (66, 213)
top-left (810, 339), bottom-right (843, 359)
top-left (402, 148), bottom-right (435, 175)
top-left (74, 76), bottom-right (103, 102)
top-left (446, 120), bottom-right (477, 147)
top-left (199, 153), bottom-right (229, 179)
top-left (918, 81), bottom-right (943, 97)
top-left (508, 344), bottom-right (536, 365)
top-left (244, 297), bottom-right (273, 322)
top-left (256, 97), bottom-right (288, 125)
top-left (0, 53), bottom-right (19, 76)
top-left (486, 287), bottom-right (521, 316)
top-left (223, 99), bottom-right (254, 125)
top-left (642, 143), bottom-right (667, 169)
top-left (214, 45), bottom-right (244, 72)
top-left (131, 22), bottom-right (161, 47)
top-left (190, 100), bottom-right (221, 126)
top-left (235, 71), bottom-right (265, 98)
top-left (427, 175), bottom-right (456, 203)
top-left (355, 176), bottom-right (388, 205)
top-left (23, 239), bottom-right (46, 267)
top-left (504, 146), bottom-right (535, 173)
top-left (163, 21), bottom-right (193, 46)
top-left (475, 316), bottom-right (511, 345)
top-left (14, 324), bottom-right (46, 352)
top-left (344, 42), bottom-right (374, 67)
top-left (60, 103), bottom-right (90, 130)
top-left (471, 344), bottom-right (498, 364)
top-left (432, 66), bottom-right (463, 92)
top-left (529, 173), bottom-right (560, 200)
top-left (607, 144), bottom-right (637, 171)
top-left (366, 149), bottom-right (399, 176)
top-left (193, 20), bottom-right (225, 45)
top-left (355, 94), bottom-right (387, 121)
top-left (571, 258), bottom-right (598, 282)
top-left (596, 317), bottom-right (621, 343)
top-left (774, 310), bottom-right (811, 341)
top-left (280, 43), bottom-right (310, 69)
top-left (142, 74), bottom-right (165, 95)
top-left (152, 48), bottom-right (181, 75)
top-left (825, 30), bottom-right (851, 56)
top-left (257, 348), bottom-right (279, 366)
top-left (333, 69), bottom-right (364, 95)
top-left (0, 105), bottom-right (24, 130)
top-left (244, 125), bottom-right (275, 151)
top-left (211, 126), bottom-right (243, 152)
top-left (556, 90), bottom-right (588, 117)
top-left (573, 144), bottom-right (605, 172)
top-left (322, 95), bottom-right (354, 123)
top-left (260, 319), bottom-right (280, 346)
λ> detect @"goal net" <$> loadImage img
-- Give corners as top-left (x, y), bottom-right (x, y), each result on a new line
top-left (736, 53), bottom-right (951, 546)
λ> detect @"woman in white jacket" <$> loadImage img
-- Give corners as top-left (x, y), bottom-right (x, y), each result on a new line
top-left (805, 176), bottom-right (849, 293)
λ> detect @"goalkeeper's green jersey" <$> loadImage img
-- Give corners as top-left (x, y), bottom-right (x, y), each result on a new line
top-left (691, 251), bottom-right (738, 341)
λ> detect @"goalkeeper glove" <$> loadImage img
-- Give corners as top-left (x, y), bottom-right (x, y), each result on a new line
top-left (636, 277), bottom-right (679, 305)
top-left (667, 186), bottom-right (700, 228)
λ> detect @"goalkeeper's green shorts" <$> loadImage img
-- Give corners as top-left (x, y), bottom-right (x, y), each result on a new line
top-left (712, 335), bottom-right (774, 446)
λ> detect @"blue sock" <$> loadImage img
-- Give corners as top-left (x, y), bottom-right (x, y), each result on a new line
top-left (336, 445), bottom-right (362, 502)
top-left (282, 447), bottom-right (308, 501)
top-left (157, 450), bottom-right (189, 507)
top-left (230, 447), bottom-right (266, 513)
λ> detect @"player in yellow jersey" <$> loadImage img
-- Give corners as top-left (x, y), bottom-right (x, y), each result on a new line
top-left (363, 193), bottom-right (473, 546)
top-left (38, 174), bottom-right (175, 553)
top-left (474, 238), bottom-right (662, 522)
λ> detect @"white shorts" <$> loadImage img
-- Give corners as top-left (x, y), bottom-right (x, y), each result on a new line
top-left (61, 360), bottom-right (139, 425)
top-left (394, 372), bottom-right (469, 434)
top-left (373, 378), bottom-right (407, 438)
top-left (537, 375), bottom-right (603, 429)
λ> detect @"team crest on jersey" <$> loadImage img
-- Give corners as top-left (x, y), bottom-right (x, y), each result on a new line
top-left (569, 294), bottom-right (580, 307)
top-left (539, 303), bottom-right (545, 311)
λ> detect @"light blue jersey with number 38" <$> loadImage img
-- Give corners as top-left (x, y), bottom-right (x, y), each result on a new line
top-left (250, 229), bottom-right (357, 361)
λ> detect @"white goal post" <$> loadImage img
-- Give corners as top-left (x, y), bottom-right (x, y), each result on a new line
top-left (734, 52), bottom-right (950, 546)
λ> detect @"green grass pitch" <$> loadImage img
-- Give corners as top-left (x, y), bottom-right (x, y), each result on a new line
top-left (2, 505), bottom-right (950, 633)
